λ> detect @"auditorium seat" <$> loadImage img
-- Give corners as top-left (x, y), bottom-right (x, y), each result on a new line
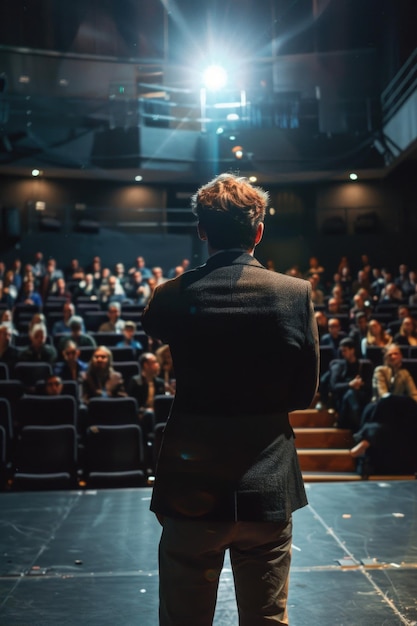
top-left (12, 424), bottom-right (78, 491)
top-left (15, 395), bottom-right (78, 431)
top-left (113, 361), bottom-right (140, 386)
top-left (86, 396), bottom-right (139, 428)
top-left (153, 394), bottom-right (174, 425)
top-left (0, 362), bottom-right (9, 380)
top-left (14, 362), bottom-right (53, 392)
top-left (84, 424), bottom-right (146, 488)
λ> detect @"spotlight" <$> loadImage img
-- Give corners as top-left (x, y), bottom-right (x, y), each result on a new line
top-left (31, 169), bottom-right (41, 177)
top-left (134, 175), bottom-right (143, 182)
top-left (203, 65), bottom-right (228, 91)
top-left (349, 173), bottom-right (358, 181)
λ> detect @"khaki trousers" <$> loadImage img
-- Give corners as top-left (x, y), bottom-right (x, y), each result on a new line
top-left (158, 516), bottom-right (292, 626)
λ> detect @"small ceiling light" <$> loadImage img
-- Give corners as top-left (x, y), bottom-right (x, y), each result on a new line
top-left (269, 207), bottom-right (276, 216)
top-left (226, 113), bottom-right (239, 122)
top-left (216, 127), bottom-right (224, 135)
top-left (31, 169), bottom-right (41, 177)
top-left (232, 146), bottom-right (243, 159)
top-left (349, 172), bottom-right (358, 181)
top-left (249, 176), bottom-right (257, 183)
top-left (134, 175), bottom-right (143, 182)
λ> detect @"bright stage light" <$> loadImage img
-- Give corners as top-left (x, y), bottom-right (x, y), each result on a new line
top-left (203, 65), bottom-right (228, 91)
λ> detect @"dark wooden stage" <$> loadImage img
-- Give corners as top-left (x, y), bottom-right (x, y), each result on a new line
top-left (1, 481), bottom-right (416, 625)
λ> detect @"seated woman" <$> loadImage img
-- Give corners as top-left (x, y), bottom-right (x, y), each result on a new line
top-left (393, 316), bottom-right (417, 347)
top-left (81, 345), bottom-right (126, 404)
top-left (351, 343), bottom-right (417, 475)
top-left (361, 318), bottom-right (392, 357)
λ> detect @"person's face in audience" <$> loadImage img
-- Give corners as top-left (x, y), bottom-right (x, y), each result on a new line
top-left (45, 377), bottom-right (63, 396)
top-left (401, 317), bottom-right (415, 336)
top-left (143, 355), bottom-right (161, 378)
top-left (357, 316), bottom-right (368, 332)
top-left (123, 325), bottom-right (135, 341)
top-left (92, 348), bottom-right (110, 370)
top-left (385, 347), bottom-right (402, 369)
top-left (340, 345), bottom-right (356, 363)
top-left (31, 329), bottom-right (46, 349)
top-left (108, 306), bottom-right (120, 322)
top-left (328, 320), bottom-right (341, 338)
top-left (64, 345), bottom-right (80, 363)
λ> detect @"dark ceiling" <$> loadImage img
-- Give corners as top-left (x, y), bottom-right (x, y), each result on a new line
top-left (0, 0), bottom-right (416, 185)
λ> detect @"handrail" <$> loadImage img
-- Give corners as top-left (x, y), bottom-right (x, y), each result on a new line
top-left (381, 47), bottom-right (417, 122)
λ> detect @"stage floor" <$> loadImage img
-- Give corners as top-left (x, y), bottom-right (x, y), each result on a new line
top-left (0, 481), bottom-right (416, 625)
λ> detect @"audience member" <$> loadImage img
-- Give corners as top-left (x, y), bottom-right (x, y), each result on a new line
top-left (125, 270), bottom-right (151, 306)
top-left (98, 302), bottom-right (125, 333)
top-left (329, 337), bottom-right (372, 430)
top-left (54, 339), bottom-right (88, 383)
top-left (73, 273), bottom-right (98, 300)
top-left (82, 345), bottom-right (126, 403)
top-left (58, 316), bottom-right (96, 355)
top-left (126, 351), bottom-right (166, 442)
top-left (314, 310), bottom-right (328, 338)
top-left (99, 275), bottom-right (126, 305)
top-left (128, 255), bottom-right (152, 279)
top-left (17, 278), bottom-right (43, 307)
top-left (0, 309), bottom-right (18, 337)
top-left (361, 318), bottom-right (392, 357)
top-left (51, 302), bottom-right (76, 335)
top-left (350, 344), bottom-right (417, 475)
top-left (0, 324), bottom-right (19, 373)
top-left (309, 273), bottom-right (324, 306)
top-left (393, 316), bottom-right (417, 346)
top-left (155, 344), bottom-right (176, 393)
top-left (348, 312), bottom-right (369, 357)
top-left (18, 323), bottom-right (57, 364)
top-left (43, 374), bottom-right (64, 396)
top-left (320, 317), bottom-right (346, 359)
top-left (116, 320), bottom-right (143, 355)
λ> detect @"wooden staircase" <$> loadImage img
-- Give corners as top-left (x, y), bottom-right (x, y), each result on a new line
top-left (290, 408), bottom-right (360, 482)
top-left (290, 408), bottom-right (416, 482)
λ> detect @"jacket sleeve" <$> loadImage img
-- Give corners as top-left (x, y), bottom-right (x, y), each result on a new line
top-left (288, 282), bottom-right (319, 411)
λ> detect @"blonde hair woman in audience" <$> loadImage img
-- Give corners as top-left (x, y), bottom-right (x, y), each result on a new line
top-left (394, 316), bottom-right (417, 346)
top-left (361, 318), bottom-right (392, 357)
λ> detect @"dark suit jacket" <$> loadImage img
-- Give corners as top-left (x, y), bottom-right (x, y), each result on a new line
top-left (127, 374), bottom-right (166, 409)
top-left (142, 250), bottom-right (319, 522)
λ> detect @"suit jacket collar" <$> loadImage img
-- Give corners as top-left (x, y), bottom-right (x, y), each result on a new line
top-left (203, 250), bottom-right (264, 271)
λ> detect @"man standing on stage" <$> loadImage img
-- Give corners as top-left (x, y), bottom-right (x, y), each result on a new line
top-left (142, 173), bottom-right (319, 625)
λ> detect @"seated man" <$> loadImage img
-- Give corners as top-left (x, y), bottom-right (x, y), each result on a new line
top-left (18, 323), bottom-right (57, 364)
top-left (126, 352), bottom-right (165, 444)
top-left (54, 340), bottom-right (88, 384)
top-left (51, 302), bottom-right (76, 336)
top-left (351, 343), bottom-right (417, 475)
top-left (98, 302), bottom-right (125, 333)
top-left (116, 320), bottom-right (143, 356)
top-left (58, 316), bottom-right (96, 357)
top-left (0, 323), bottom-right (20, 375)
top-left (329, 337), bottom-right (372, 430)
top-left (320, 317), bottom-right (347, 360)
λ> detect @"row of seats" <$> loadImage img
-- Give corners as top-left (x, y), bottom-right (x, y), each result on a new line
top-left (319, 344), bottom-right (417, 376)
top-left (0, 394), bottom-right (174, 492)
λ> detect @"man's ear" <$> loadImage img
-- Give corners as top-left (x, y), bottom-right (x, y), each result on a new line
top-left (254, 222), bottom-right (264, 245)
top-left (197, 223), bottom-right (207, 241)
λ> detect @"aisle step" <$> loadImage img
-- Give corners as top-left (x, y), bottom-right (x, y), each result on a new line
top-left (297, 449), bottom-right (356, 472)
top-left (294, 428), bottom-right (353, 449)
top-left (290, 409), bottom-right (335, 428)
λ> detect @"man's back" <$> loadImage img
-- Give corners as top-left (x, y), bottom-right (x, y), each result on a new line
top-left (142, 250), bottom-right (318, 521)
